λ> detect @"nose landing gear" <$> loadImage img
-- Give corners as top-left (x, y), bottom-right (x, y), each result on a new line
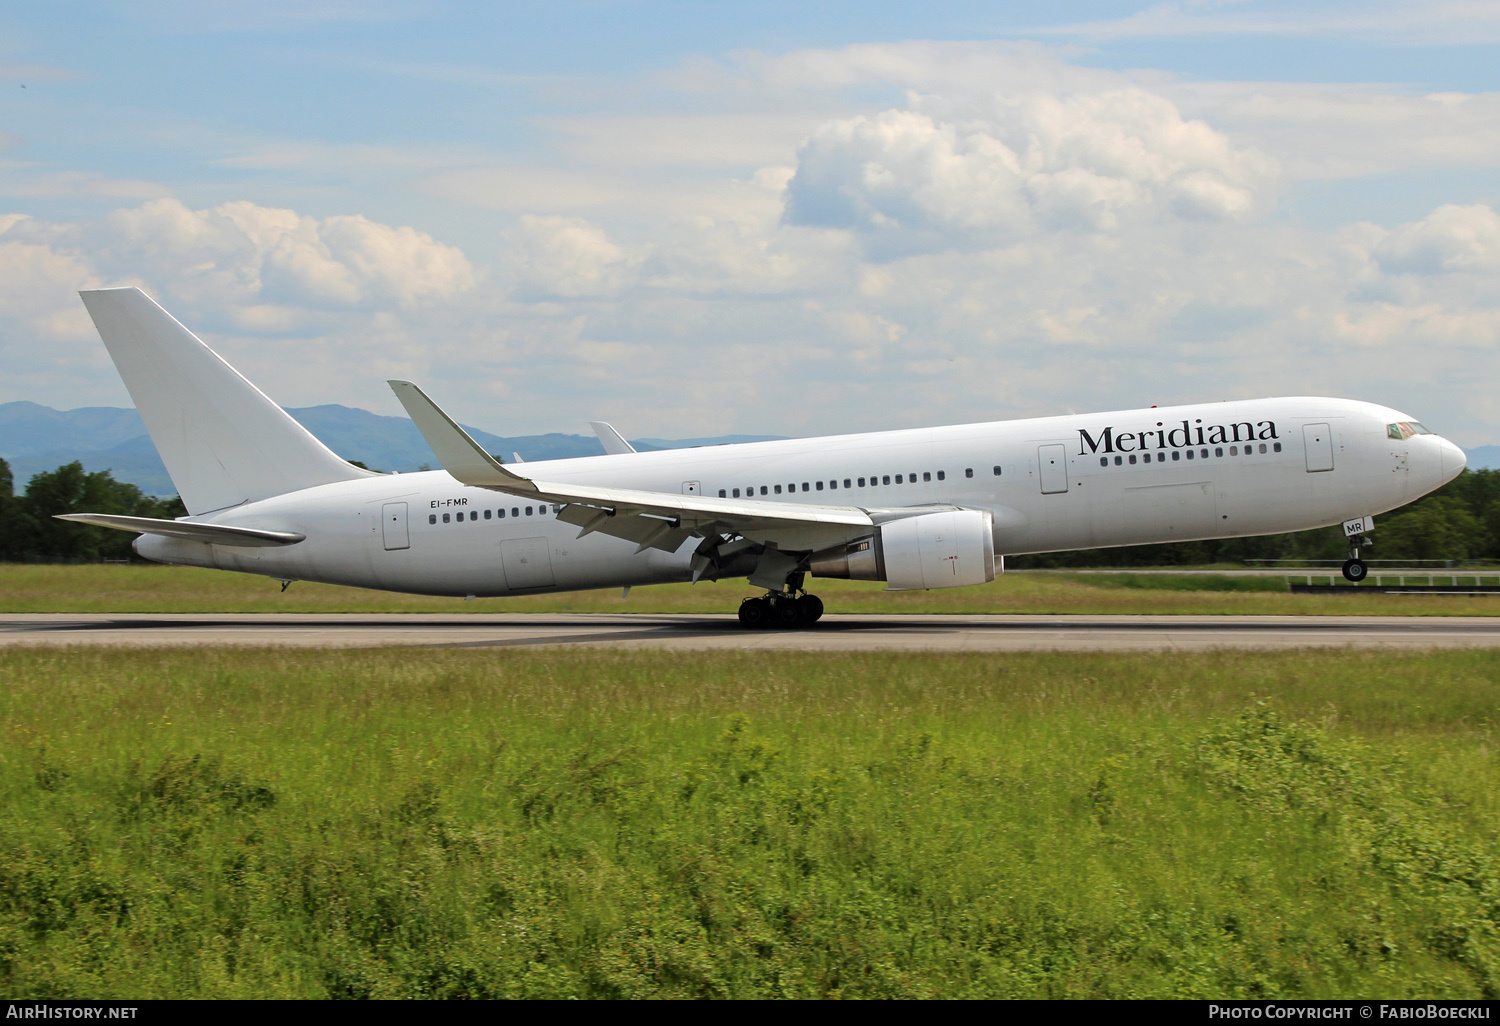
top-left (1342, 533), bottom-right (1374, 582)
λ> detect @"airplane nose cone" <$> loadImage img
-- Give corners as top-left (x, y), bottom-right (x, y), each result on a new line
top-left (1441, 437), bottom-right (1467, 483)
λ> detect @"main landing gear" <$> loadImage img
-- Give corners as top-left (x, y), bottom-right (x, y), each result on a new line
top-left (738, 590), bottom-right (824, 629)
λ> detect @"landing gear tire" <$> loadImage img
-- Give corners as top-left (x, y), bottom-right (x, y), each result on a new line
top-left (797, 594), bottom-right (824, 624)
top-left (772, 597), bottom-right (802, 628)
top-left (1342, 559), bottom-right (1368, 583)
top-left (738, 598), bottom-right (769, 627)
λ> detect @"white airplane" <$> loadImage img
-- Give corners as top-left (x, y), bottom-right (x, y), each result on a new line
top-left (60, 287), bottom-right (1466, 627)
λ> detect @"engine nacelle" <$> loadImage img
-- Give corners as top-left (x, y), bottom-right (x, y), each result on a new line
top-left (808, 509), bottom-right (996, 590)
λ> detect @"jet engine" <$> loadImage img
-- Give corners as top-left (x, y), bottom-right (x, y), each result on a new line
top-left (808, 509), bottom-right (996, 590)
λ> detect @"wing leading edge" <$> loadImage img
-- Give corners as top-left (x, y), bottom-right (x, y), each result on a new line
top-left (387, 380), bottom-right (883, 563)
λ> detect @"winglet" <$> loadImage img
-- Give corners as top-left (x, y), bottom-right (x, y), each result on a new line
top-left (590, 421), bottom-right (636, 455)
top-left (387, 380), bottom-right (539, 493)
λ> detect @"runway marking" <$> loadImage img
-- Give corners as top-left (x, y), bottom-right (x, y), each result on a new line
top-left (2, 613), bottom-right (1499, 652)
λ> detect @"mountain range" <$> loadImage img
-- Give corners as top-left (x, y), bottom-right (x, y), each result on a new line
top-left (2, 400), bottom-right (1495, 498)
top-left (0, 401), bottom-right (783, 496)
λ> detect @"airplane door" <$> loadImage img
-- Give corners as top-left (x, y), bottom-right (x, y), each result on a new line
top-left (1304, 423), bottom-right (1335, 473)
top-left (381, 502), bottom-right (409, 550)
top-left (1038, 444), bottom-right (1069, 494)
top-left (501, 537), bottom-right (555, 589)
top-left (682, 481), bottom-right (700, 495)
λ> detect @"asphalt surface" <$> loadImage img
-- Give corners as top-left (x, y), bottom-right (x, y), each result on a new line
top-left (3, 613), bottom-right (1500, 652)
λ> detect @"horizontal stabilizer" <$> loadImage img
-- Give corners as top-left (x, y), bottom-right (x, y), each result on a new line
top-left (54, 513), bottom-right (305, 547)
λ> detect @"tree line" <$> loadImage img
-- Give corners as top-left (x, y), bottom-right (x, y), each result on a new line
top-left (2, 456), bottom-right (1496, 566)
top-left (0, 458), bottom-right (185, 562)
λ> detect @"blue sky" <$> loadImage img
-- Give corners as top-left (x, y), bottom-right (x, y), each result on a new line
top-left (3, 1), bottom-right (1499, 443)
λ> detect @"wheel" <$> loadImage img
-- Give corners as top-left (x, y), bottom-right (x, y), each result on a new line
top-left (1342, 559), bottom-right (1368, 582)
top-left (772, 598), bottom-right (802, 628)
top-left (797, 594), bottom-right (824, 624)
top-left (738, 598), bottom-right (769, 628)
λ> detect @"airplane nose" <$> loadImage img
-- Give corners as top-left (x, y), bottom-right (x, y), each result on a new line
top-left (1440, 437), bottom-right (1467, 483)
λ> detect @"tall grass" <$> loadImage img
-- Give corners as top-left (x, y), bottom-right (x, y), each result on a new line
top-left (1, 647), bottom-right (1497, 998)
top-left (5, 564), bottom-right (1500, 615)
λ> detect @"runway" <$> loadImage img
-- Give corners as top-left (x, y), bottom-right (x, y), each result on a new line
top-left (3, 613), bottom-right (1500, 652)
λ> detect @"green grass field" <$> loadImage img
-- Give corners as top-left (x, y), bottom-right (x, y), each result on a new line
top-left (4, 563), bottom-right (1500, 615)
top-left (2, 646), bottom-right (1498, 998)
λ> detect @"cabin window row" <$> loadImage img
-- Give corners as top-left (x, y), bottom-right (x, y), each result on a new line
top-left (718, 470), bottom-right (949, 499)
top-left (1096, 442), bottom-right (1281, 468)
top-left (428, 505), bottom-right (557, 525)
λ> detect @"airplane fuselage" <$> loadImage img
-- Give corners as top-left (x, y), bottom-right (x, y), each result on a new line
top-left (136, 396), bottom-right (1463, 597)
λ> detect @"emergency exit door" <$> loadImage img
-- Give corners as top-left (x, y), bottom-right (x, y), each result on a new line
top-left (381, 502), bottom-right (409, 550)
top-left (1038, 444), bottom-right (1069, 494)
top-left (1303, 423), bottom-right (1335, 473)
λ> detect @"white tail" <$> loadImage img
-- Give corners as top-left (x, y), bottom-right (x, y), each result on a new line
top-left (79, 287), bottom-right (371, 514)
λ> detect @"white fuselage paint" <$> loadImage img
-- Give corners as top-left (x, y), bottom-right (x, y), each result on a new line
top-left (135, 397), bottom-right (1465, 597)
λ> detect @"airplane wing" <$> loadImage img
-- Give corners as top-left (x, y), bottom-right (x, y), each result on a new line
top-left (54, 513), bottom-right (305, 547)
top-left (590, 421), bottom-right (636, 455)
top-left (388, 380), bottom-right (887, 564)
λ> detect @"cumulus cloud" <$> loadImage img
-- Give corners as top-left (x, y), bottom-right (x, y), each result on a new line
top-left (506, 215), bottom-right (636, 298)
top-left (784, 88), bottom-right (1276, 250)
top-left (84, 198), bottom-right (476, 313)
top-left (1374, 204), bottom-right (1500, 274)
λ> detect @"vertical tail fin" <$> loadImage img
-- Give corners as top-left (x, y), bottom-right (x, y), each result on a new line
top-left (79, 287), bottom-right (371, 514)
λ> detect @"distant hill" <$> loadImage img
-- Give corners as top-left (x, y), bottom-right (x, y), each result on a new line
top-left (1466, 446), bottom-right (1500, 471)
top-left (0, 401), bottom-right (784, 496)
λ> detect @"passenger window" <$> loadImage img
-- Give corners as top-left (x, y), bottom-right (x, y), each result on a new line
top-left (937, 471), bottom-right (945, 481)
top-left (1215, 447), bottom-right (1223, 457)
top-left (993, 466), bottom-right (1001, 476)
top-left (1200, 449), bottom-right (1208, 459)
top-left (442, 513), bottom-right (450, 523)
top-left (1128, 455), bottom-right (1137, 465)
top-left (1172, 451), bottom-right (1181, 461)
top-left (882, 475), bottom-right (890, 485)
top-left (965, 468), bottom-right (973, 478)
top-left (789, 483), bottom-right (796, 492)
top-left (858, 478), bottom-right (866, 487)
top-left (1229, 446), bottom-right (1237, 456)
top-left (1143, 453), bottom-right (1152, 463)
top-left (923, 472), bottom-right (931, 482)
top-left (471, 510), bottom-right (478, 520)
top-left (718, 489), bottom-right (726, 497)
top-left (732, 488), bottom-right (740, 498)
top-left (760, 486), bottom-right (768, 495)
top-left (1114, 456), bottom-right (1122, 466)
top-left (1100, 457), bottom-right (1108, 467)
top-left (1273, 442), bottom-right (1282, 452)
top-left (512, 508), bottom-right (519, 517)
top-left (525, 506), bottom-right (533, 516)
top-left (428, 514), bottom-right (436, 524)
top-left (774, 484), bottom-right (782, 494)
top-left (802, 483), bottom-right (810, 492)
top-left (844, 479), bottom-right (851, 488)
top-left (484, 509), bottom-right (491, 520)
top-left (816, 481), bottom-right (824, 490)
top-left (828, 480), bottom-right (837, 490)
top-left (498, 508), bottom-right (505, 518)
top-left (1186, 449), bottom-right (1194, 460)
top-left (895, 475), bottom-right (903, 484)
top-left (1259, 443), bottom-right (1267, 453)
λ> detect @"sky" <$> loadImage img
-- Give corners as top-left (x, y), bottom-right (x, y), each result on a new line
top-left (2, 1), bottom-right (1499, 445)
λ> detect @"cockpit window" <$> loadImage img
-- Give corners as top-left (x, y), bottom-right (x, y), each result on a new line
top-left (1387, 422), bottom-right (1431, 440)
